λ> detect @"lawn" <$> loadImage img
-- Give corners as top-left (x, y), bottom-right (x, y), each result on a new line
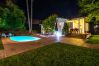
top-left (0, 39), bottom-right (3, 50)
top-left (87, 35), bottom-right (99, 44)
top-left (0, 43), bottom-right (99, 66)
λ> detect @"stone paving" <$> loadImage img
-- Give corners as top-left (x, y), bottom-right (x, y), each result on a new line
top-left (60, 37), bottom-right (99, 49)
top-left (0, 36), bottom-right (99, 59)
top-left (0, 36), bottom-right (55, 59)
top-left (60, 37), bottom-right (86, 46)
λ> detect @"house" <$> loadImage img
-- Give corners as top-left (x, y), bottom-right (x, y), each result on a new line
top-left (25, 19), bottom-right (41, 33)
top-left (32, 19), bottom-right (41, 33)
top-left (67, 17), bottom-right (89, 34)
top-left (41, 17), bottom-right (89, 35)
top-left (55, 17), bottom-right (89, 34)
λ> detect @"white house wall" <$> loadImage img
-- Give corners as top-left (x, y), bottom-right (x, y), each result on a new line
top-left (85, 23), bottom-right (89, 33)
top-left (67, 17), bottom-right (86, 34)
top-left (79, 18), bottom-right (85, 34)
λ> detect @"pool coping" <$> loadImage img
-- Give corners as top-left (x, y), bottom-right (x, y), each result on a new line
top-left (10, 36), bottom-right (41, 43)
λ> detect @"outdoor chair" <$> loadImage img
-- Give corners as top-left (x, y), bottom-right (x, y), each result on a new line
top-left (7, 33), bottom-right (14, 37)
top-left (1, 33), bottom-right (6, 38)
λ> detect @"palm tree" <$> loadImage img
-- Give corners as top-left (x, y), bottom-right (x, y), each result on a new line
top-left (26, 0), bottom-right (31, 33)
top-left (6, 0), bottom-right (14, 6)
top-left (30, 0), bottom-right (33, 33)
top-left (26, 0), bottom-right (34, 33)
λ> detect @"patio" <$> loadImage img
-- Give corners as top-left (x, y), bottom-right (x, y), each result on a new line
top-left (0, 35), bottom-right (56, 59)
top-left (60, 37), bottom-right (99, 49)
top-left (1, 34), bottom-right (99, 59)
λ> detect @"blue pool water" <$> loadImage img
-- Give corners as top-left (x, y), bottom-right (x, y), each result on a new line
top-left (10, 36), bottom-right (41, 42)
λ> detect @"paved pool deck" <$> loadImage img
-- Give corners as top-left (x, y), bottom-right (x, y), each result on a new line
top-left (60, 37), bottom-right (99, 49)
top-left (0, 36), bottom-right (99, 59)
top-left (0, 36), bottom-right (56, 59)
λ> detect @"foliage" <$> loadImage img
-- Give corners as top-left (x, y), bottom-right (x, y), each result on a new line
top-left (87, 35), bottom-right (99, 44)
top-left (62, 23), bottom-right (69, 35)
top-left (0, 0), bottom-right (26, 31)
top-left (1, 43), bottom-right (99, 66)
top-left (0, 7), bottom-right (8, 30)
top-left (42, 14), bottom-right (57, 33)
top-left (78, 0), bottom-right (99, 22)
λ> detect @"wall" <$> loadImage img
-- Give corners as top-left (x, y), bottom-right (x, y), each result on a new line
top-left (79, 18), bottom-right (85, 34)
top-left (85, 22), bottom-right (89, 33)
top-left (67, 17), bottom-right (88, 34)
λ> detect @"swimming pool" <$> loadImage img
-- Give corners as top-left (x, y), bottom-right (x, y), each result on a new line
top-left (10, 36), bottom-right (41, 42)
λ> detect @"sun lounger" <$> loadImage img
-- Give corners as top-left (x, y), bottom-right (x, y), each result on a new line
top-left (7, 33), bottom-right (14, 37)
top-left (1, 33), bottom-right (14, 38)
top-left (1, 33), bottom-right (6, 38)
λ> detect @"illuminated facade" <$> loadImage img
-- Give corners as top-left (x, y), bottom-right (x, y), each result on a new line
top-left (67, 17), bottom-right (89, 34)
top-left (41, 17), bottom-right (89, 34)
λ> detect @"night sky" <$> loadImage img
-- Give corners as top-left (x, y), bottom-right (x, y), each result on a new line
top-left (0, 0), bottom-right (79, 19)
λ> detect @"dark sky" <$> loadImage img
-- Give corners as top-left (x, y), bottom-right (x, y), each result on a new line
top-left (33, 0), bottom-right (79, 19)
top-left (0, 0), bottom-right (79, 19)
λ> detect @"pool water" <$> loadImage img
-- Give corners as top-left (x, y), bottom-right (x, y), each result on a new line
top-left (10, 36), bottom-right (41, 42)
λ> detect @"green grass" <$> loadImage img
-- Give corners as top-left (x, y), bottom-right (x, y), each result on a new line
top-left (0, 43), bottom-right (99, 66)
top-left (0, 39), bottom-right (3, 50)
top-left (87, 35), bottom-right (99, 44)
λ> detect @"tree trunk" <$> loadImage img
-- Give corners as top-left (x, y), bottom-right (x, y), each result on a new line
top-left (30, 0), bottom-right (33, 33)
top-left (26, 0), bottom-right (31, 33)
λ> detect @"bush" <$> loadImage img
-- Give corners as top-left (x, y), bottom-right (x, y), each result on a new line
top-left (62, 23), bottom-right (69, 35)
top-left (42, 14), bottom-right (57, 34)
top-left (87, 35), bottom-right (99, 44)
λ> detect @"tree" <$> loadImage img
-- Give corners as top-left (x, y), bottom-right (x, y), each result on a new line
top-left (78, 0), bottom-right (99, 34)
top-left (0, 7), bottom-right (8, 30)
top-left (30, 0), bottom-right (33, 33)
top-left (6, 0), bottom-right (26, 31)
top-left (26, 0), bottom-right (34, 33)
top-left (0, 0), bottom-right (26, 31)
top-left (62, 23), bottom-right (69, 35)
top-left (26, 0), bottom-right (31, 33)
top-left (42, 14), bottom-right (57, 34)
top-left (78, 0), bottom-right (99, 22)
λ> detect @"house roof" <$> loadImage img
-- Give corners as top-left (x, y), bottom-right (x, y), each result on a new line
top-left (67, 17), bottom-right (86, 20)
top-left (56, 17), bottom-right (67, 22)
top-left (32, 19), bottom-right (41, 24)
